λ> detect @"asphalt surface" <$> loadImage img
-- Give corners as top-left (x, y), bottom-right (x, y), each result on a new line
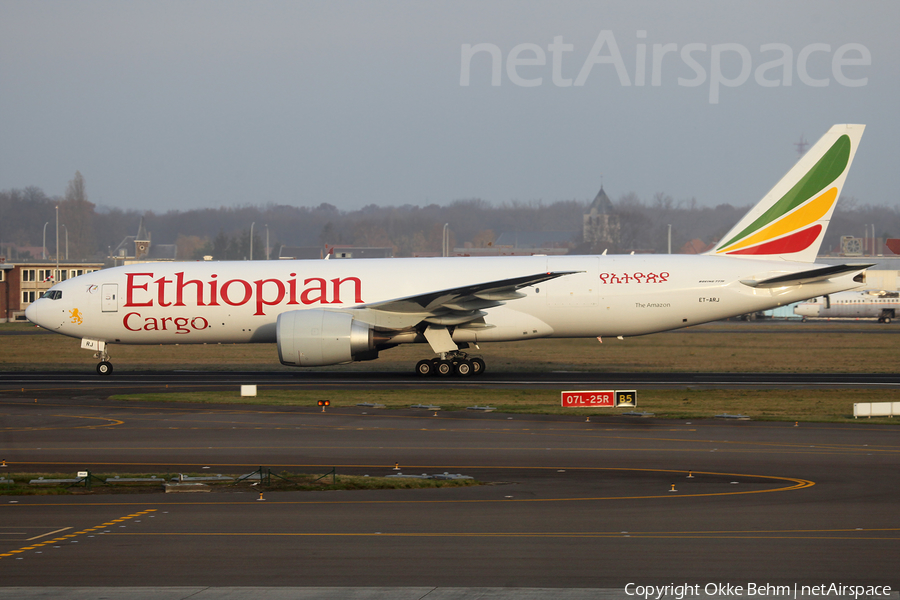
top-left (3, 370), bottom-right (900, 394)
top-left (1, 391), bottom-right (898, 596)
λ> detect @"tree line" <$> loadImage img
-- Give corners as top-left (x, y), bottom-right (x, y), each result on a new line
top-left (1, 173), bottom-right (898, 261)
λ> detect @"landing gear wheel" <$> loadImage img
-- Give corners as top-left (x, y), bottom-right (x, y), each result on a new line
top-left (97, 361), bottom-right (113, 376)
top-left (415, 359), bottom-right (434, 377)
top-left (885, 317), bottom-right (892, 324)
top-left (471, 357), bottom-right (486, 376)
top-left (454, 359), bottom-right (473, 377)
top-left (436, 360), bottom-right (453, 377)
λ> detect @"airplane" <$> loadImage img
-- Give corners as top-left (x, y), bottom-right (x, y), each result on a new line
top-left (794, 290), bottom-right (899, 323)
top-left (26, 124), bottom-right (871, 377)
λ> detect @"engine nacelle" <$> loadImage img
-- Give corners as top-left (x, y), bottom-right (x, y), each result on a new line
top-left (276, 309), bottom-right (374, 367)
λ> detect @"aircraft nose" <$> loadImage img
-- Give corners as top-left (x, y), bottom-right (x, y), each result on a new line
top-left (25, 295), bottom-right (63, 330)
top-left (24, 299), bottom-right (42, 326)
top-left (793, 304), bottom-right (817, 317)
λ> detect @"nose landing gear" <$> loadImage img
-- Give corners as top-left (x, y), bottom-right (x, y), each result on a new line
top-left (94, 350), bottom-right (113, 376)
top-left (415, 352), bottom-right (485, 377)
top-left (82, 339), bottom-right (113, 376)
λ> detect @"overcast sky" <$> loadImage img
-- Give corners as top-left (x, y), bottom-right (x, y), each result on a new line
top-left (1, 1), bottom-right (897, 212)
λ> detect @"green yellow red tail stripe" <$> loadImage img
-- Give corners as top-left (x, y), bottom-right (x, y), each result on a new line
top-left (710, 125), bottom-right (864, 263)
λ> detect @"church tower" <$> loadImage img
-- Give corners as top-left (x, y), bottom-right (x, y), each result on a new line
top-left (134, 217), bottom-right (151, 260)
top-left (583, 187), bottom-right (619, 249)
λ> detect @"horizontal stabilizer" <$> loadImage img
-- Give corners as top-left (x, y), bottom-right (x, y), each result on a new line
top-left (741, 264), bottom-right (873, 289)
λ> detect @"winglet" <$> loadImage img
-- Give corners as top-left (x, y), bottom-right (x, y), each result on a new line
top-left (709, 124), bottom-right (865, 262)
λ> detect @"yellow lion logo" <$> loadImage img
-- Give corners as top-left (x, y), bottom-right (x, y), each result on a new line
top-left (69, 308), bottom-right (83, 325)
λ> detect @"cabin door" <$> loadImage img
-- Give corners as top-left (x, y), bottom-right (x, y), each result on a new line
top-left (101, 284), bottom-right (118, 312)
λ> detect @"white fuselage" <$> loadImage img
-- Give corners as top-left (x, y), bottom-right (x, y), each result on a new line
top-left (794, 290), bottom-right (899, 320)
top-left (27, 255), bottom-right (863, 348)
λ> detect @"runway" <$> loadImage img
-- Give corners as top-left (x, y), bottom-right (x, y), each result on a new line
top-left (1, 394), bottom-right (898, 593)
top-left (3, 369), bottom-right (900, 394)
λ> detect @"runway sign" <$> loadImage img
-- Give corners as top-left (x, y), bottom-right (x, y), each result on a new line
top-left (561, 391), bottom-right (637, 408)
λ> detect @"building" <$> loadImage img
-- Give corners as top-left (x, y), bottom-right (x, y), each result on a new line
top-left (583, 187), bottom-right (619, 250)
top-left (109, 217), bottom-right (177, 265)
top-left (278, 246), bottom-right (327, 260)
top-left (0, 258), bottom-right (104, 322)
top-left (327, 245), bottom-right (393, 259)
top-left (450, 246), bottom-right (568, 257)
top-left (279, 245), bottom-right (394, 260)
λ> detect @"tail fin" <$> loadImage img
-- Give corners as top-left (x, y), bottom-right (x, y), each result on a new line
top-left (709, 124), bottom-right (865, 262)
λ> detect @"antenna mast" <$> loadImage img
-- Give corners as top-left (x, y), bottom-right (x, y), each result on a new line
top-left (794, 135), bottom-right (809, 159)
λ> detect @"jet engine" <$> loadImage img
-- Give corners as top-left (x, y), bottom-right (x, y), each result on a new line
top-left (276, 309), bottom-right (375, 367)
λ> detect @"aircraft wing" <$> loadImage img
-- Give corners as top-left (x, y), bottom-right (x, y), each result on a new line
top-left (341, 271), bottom-right (579, 329)
top-left (741, 263), bottom-right (873, 288)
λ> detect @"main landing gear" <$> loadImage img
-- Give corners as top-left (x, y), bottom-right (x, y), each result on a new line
top-left (415, 352), bottom-right (486, 377)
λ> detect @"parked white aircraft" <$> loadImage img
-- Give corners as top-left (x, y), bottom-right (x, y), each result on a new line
top-left (794, 290), bottom-right (899, 323)
top-left (27, 125), bottom-right (871, 376)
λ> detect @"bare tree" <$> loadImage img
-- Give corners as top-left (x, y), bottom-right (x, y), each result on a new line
top-left (60, 171), bottom-right (97, 259)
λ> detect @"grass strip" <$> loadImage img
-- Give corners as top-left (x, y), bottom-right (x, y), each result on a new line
top-left (0, 471), bottom-right (478, 496)
top-left (109, 388), bottom-right (900, 423)
top-left (4, 321), bottom-right (899, 373)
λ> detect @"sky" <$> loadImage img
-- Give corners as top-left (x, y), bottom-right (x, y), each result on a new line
top-left (1, 1), bottom-right (897, 213)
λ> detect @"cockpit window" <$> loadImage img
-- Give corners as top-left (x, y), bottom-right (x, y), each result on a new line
top-left (41, 290), bottom-right (63, 300)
